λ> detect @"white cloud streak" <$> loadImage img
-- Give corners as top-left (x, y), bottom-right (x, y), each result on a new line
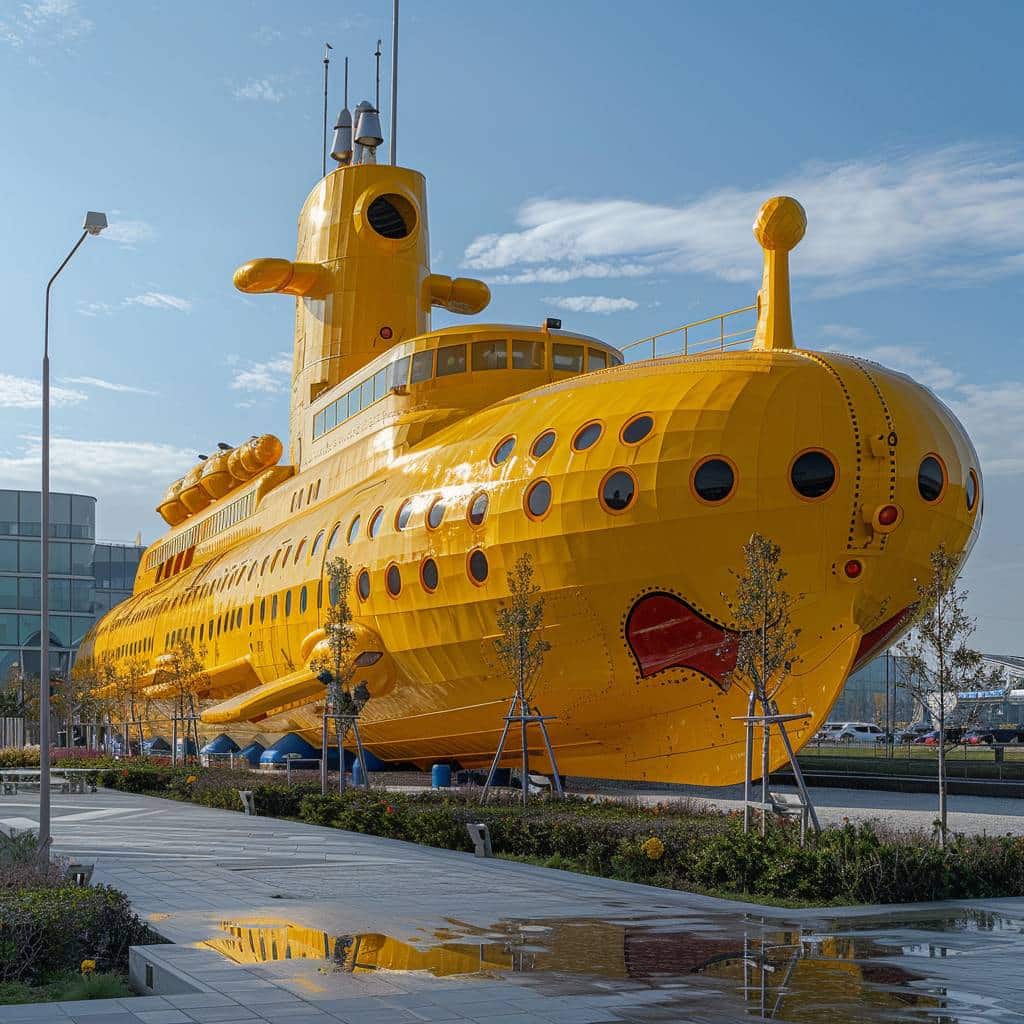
top-left (61, 376), bottom-right (157, 396)
top-left (230, 354), bottom-right (291, 393)
top-left (232, 78), bottom-right (284, 102)
top-left (101, 219), bottom-right (156, 249)
top-left (0, 0), bottom-right (92, 49)
top-left (0, 374), bottom-right (86, 409)
top-left (124, 292), bottom-right (193, 312)
top-left (544, 295), bottom-right (639, 315)
top-left (465, 145), bottom-right (1024, 296)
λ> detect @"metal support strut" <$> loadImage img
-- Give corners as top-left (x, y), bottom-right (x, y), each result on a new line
top-left (480, 691), bottom-right (565, 804)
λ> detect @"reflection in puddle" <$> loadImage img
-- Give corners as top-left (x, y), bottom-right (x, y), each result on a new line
top-left (203, 909), bottom-right (1023, 1021)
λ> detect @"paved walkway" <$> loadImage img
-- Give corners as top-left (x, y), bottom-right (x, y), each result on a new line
top-left (2, 789), bottom-right (1024, 1023)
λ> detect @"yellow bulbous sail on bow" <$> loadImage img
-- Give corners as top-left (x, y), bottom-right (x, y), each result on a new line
top-left (84, 133), bottom-right (982, 785)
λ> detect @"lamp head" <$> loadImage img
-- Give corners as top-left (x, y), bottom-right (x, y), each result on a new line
top-left (83, 211), bottom-right (107, 236)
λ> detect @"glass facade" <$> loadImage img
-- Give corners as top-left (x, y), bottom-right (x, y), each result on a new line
top-left (0, 489), bottom-right (141, 682)
top-left (829, 653), bottom-right (915, 726)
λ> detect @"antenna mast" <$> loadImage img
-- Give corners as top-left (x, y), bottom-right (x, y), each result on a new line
top-left (390, 0), bottom-right (399, 164)
top-left (374, 38), bottom-right (382, 111)
top-left (322, 42), bottom-right (333, 178)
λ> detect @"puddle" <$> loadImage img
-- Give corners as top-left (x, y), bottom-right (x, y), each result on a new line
top-left (203, 908), bottom-right (1024, 1021)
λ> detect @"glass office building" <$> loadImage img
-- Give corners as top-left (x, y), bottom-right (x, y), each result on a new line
top-left (0, 489), bottom-right (141, 681)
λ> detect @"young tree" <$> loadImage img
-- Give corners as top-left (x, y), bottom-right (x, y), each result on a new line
top-left (160, 639), bottom-right (210, 764)
top-left (311, 557), bottom-right (369, 790)
top-left (492, 552), bottom-right (552, 805)
top-left (66, 656), bottom-right (108, 749)
top-left (721, 533), bottom-right (810, 835)
top-left (896, 544), bottom-right (1002, 847)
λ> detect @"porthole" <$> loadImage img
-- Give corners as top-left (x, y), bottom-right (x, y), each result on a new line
top-left (600, 469), bottom-right (637, 513)
top-left (347, 515), bottom-right (361, 544)
top-left (525, 479), bottom-right (552, 520)
top-left (294, 540), bottom-right (305, 563)
top-left (270, 551), bottom-right (280, 573)
top-left (357, 569), bottom-right (371, 601)
top-left (966, 469), bottom-right (979, 512)
top-left (385, 562), bottom-right (402, 597)
top-left (621, 414), bottom-right (653, 445)
top-left (259, 599), bottom-right (266, 623)
top-left (261, 556), bottom-right (269, 575)
top-left (468, 548), bottom-right (489, 585)
top-left (327, 523), bottom-right (341, 549)
top-left (468, 491), bottom-right (489, 527)
top-left (310, 531), bottom-right (324, 558)
top-left (492, 435), bottom-right (516, 466)
top-left (299, 586), bottom-right (308, 613)
top-left (692, 457), bottom-right (736, 504)
top-left (365, 193), bottom-right (416, 240)
top-left (395, 500), bottom-right (413, 531)
top-left (572, 421), bottom-right (603, 452)
top-left (531, 430), bottom-right (556, 458)
top-left (790, 449), bottom-right (838, 500)
top-left (284, 590), bottom-right (292, 616)
top-left (271, 594), bottom-right (278, 620)
top-left (918, 455), bottom-right (946, 503)
top-left (427, 497), bottom-right (446, 530)
top-left (420, 557), bottom-right (439, 593)
top-left (368, 507), bottom-right (384, 538)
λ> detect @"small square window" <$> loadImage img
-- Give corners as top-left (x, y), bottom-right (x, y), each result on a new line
top-left (360, 378), bottom-right (374, 408)
top-left (587, 349), bottom-right (608, 371)
top-left (373, 368), bottom-right (387, 401)
top-left (388, 355), bottom-right (411, 389)
top-left (472, 340), bottom-right (508, 371)
top-left (552, 343), bottom-right (584, 373)
top-left (437, 344), bottom-right (466, 376)
top-left (511, 340), bottom-right (545, 370)
top-left (324, 403), bottom-right (337, 431)
top-left (410, 349), bottom-right (434, 383)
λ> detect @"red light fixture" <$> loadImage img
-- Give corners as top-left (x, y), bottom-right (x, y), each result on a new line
top-left (878, 504), bottom-right (899, 526)
top-left (379, 325), bottom-right (393, 340)
top-left (844, 559), bottom-right (863, 579)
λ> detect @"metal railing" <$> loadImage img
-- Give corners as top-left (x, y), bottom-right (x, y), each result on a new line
top-left (622, 304), bottom-right (757, 362)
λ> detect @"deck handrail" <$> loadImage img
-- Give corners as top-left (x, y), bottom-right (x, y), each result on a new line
top-left (622, 303), bottom-right (757, 361)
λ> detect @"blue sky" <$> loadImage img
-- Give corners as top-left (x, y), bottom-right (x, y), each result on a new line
top-left (1, 0), bottom-right (1021, 649)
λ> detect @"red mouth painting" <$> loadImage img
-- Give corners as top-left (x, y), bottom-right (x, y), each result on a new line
top-left (625, 592), bottom-right (739, 690)
top-left (851, 607), bottom-right (910, 671)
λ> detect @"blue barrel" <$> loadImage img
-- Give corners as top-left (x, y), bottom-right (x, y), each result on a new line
top-left (352, 760), bottom-right (365, 786)
top-left (431, 763), bottom-right (452, 789)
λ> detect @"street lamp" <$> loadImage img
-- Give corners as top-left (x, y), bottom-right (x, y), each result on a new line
top-left (39, 211), bottom-right (107, 850)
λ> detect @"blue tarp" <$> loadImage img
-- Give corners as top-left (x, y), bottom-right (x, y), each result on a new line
top-left (142, 735), bottom-right (171, 753)
top-left (238, 741), bottom-right (265, 766)
top-left (200, 733), bottom-right (240, 755)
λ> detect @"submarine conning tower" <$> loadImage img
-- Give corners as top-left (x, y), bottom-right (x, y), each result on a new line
top-left (233, 158), bottom-right (490, 469)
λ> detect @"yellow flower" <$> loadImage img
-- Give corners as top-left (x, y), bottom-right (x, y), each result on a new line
top-left (80, 959), bottom-right (96, 974)
top-left (185, 775), bottom-right (198, 785)
top-left (641, 836), bottom-right (665, 861)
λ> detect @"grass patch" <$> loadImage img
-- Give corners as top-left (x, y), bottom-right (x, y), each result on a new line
top-left (0, 970), bottom-right (131, 1005)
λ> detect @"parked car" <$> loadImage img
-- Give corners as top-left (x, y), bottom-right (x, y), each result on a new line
top-left (896, 723), bottom-right (934, 744)
top-left (833, 723), bottom-right (887, 744)
top-left (813, 723), bottom-right (845, 743)
top-left (914, 727), bottom-right (964, 746)
top-left (962, 729), bottom-right (995, 745)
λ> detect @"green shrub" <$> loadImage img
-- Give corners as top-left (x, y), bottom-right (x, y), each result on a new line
top-left (0, 885), bottom-right (162, 985)
top-left (0, 746), bottom-right (39, 768)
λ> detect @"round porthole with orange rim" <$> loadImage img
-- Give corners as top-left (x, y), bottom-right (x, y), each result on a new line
top-left (427, 496), bottom-right (446, 530)
top-left (467, 491), bottom-right (489, 527)
top-left (599, 467), bottom-right (637, 514)
top-left (356, 569), bottom-right (371, 601)
top-left (620, 414), bottom-right (654, 446)
top-left (385, 562), bottom-right (402, 598)
top-left (918, 453), bottom-right (946, 503)
top-left (531, 429), bottom-right (556, 458)
top-left (524, 478), bottom-right (552, 521)
top-left (492, 435), bottom-right (516, 466)
top-left (966, 468), bottom-right (979, 512)
top-left (368, 506), bottom-right (384, 538)
top-left (467, 548), bottom-right (489, 585)
top-left (691, 456), bottom-right (737, 505)
top-left (571, 421), bottom-right (604, 452)
top-left (353, 186), bottom-right (420, 249)
top-left (420, 556), bottom-right (439, 593)
top-left (395, 499), bottom-right (414, 532)
top-left (789, 448), bottom-right (838, 501)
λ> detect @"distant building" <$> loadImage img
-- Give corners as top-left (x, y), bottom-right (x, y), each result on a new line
top-left (0, 489), bottom-right (142, 681)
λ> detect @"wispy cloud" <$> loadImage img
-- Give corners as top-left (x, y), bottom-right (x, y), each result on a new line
top-left (0, 0), bottom-right (92, 49)
top-left (79, 291), bottom-right (193, 316)
top-left (230, 354), bottom-right (291, 393)
top-left (857, 345), bottom-right (1023, 475)
top-left (820, 323), bottom-right (869, 343)
top-left (125, 292), bottom-right (193, 312)
top-left (0, 374), bottom-right (86, 409)
top-left (465, 145), bottom-right (1024, 296)
top-left (544, 295), bottom-right (639, 315)
top-left (101, 218), bottom-right (156, 250)
top-left (232, 78), bottom-right (285, 102)
top-left (61, 376), bottom-right (157, 396)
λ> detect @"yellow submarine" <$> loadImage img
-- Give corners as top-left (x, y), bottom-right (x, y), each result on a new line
top-left (78, 78), bottom-right (982, 786)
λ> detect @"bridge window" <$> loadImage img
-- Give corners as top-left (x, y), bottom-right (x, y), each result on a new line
top-left (411, 350), bottom-right (434, 383)
top-left (553, 343), bottom-right (584, 373)
top-left (472, 340), bottom-right (508, 371)
top-left (388, 355), bottom-right (411, 390)
top-left (437, 344), bottom-right (466, 376)
top-left (512, 340), bottom-right (545, 370)
top-left (588, 349), bottom-right (608, 371)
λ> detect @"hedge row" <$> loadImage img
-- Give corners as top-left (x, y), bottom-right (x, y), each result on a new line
top-left (93, 765), bottom-right (1024, 905)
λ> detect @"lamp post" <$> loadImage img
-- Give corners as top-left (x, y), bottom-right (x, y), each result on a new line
top-left (39, 212), bottom-right (107, 851)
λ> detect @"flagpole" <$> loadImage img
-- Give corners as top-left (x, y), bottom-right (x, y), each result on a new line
top-left (322, 42), bottom-right (333, 178)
